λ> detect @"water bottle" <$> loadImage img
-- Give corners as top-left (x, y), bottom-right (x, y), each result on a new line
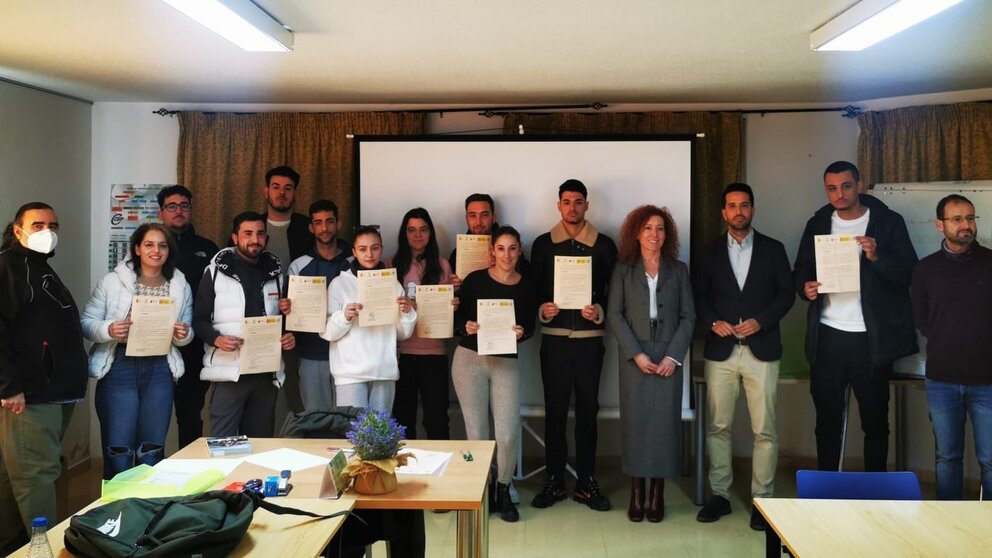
top-left (27, 517), bottom-right (54, 558)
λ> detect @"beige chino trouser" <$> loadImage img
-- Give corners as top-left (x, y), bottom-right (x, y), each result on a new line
top-left (704, 345), bottom-right (779, 499)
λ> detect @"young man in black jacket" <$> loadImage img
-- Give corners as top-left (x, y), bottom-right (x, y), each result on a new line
top-left (530, 179), bottom-right (617, 512)
top-left (0, 203), bottom-right (88, 554)
top-left (793, 161), bottom-right (918, 472)
top-left (158, 185), bottom-right (220, 448)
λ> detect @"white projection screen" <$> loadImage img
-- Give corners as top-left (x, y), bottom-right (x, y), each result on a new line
top-left (356, 136), bottom-right (694, 413)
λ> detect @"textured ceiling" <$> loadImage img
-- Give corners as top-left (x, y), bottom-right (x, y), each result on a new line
top-left (1, 0), bottom-right (990, 104)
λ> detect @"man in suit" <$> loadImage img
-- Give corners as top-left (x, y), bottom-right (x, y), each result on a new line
top-left (693, 183), bottom-right (794, 531)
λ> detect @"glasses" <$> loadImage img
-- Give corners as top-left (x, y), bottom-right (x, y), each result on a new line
top-left (940, 215), bottom-right (978, 225)
top-left (162, 202), bottom-right (192, 213)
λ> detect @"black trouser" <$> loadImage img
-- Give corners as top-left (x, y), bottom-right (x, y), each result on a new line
top-left (174, 341), bottom-right (210, 448)
top-left (392, 354), bottom-right (450, 440)
top-left (810, 324), bottom-right (891, 472)
top-left (539, 334), bottom-right (605, 480)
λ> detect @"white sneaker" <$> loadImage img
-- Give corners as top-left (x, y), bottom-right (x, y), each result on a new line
top-left (509, 481), bottom-right (521, 504)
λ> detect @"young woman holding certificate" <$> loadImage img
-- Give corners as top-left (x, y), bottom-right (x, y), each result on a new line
top-left (80, 223), bottom-right (194, 479)
top-left (387, 208), bottom-right (456, 440)
top-left (606, 206), bottom-right (695, 522)
top-left (452, 226), bottom-right (538, 523)
top-left (323, 226), bottom-right (416, 411)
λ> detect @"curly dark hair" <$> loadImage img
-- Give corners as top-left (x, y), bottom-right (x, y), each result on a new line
top-left (617, 205), bottom-right (679, 265)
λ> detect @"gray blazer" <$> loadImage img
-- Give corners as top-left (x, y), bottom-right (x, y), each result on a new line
top-left (607, 259), bottom-right (696, 363)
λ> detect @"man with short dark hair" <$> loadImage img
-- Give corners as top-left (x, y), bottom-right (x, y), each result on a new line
top-left (0, 203), bottom-right (87, 554)
top-left (530, 179), bottom-right (617, 512)
top-left (911, 194), bottom-right (992, 500)
top-left (286, 200), bottom-right (352, 411)
top-left (192, 212), bottom-right (295, 437)
top-left (448, 193), bottom-right (528, 284)
top-left (157, 185), bottom-right (219, 448)
top-left (694, 183), bottom-right (794, 530)
top-left (794, 161), bottom-right (917, 472)
top-left (263, 165), bottom-right (314, 265)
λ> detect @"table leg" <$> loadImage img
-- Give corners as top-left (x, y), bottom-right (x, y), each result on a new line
top-left (695, 379), bottom-right (706, 506)
top-left (456, 490), bottom-right (489, 558)
top-left (765, 524), bottom-right (782, 558)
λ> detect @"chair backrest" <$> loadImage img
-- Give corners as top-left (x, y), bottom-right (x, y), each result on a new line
top-left (795, 470), bottom-right (922, 500)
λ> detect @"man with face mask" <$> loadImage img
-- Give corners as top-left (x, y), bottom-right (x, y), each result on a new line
top-left (0, 202), bottom-right (88, 554)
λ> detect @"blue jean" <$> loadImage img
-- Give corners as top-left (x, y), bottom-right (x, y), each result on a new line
top-left (925, 379), bottom-right (992, 500)
top-left (95, 349), bottom-right (175, 479)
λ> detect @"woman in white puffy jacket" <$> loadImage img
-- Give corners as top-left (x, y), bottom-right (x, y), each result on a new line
top-left (322, 225), bottom-right (416, 411)
top-left (81, 223), bottom-right (193, 479)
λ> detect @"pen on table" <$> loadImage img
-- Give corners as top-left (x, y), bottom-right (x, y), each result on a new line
top-left (461, 450), bottom-right (473, 461)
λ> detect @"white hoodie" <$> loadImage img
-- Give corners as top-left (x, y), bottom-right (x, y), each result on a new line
top-left (321, 269), bottom-right (416, 385)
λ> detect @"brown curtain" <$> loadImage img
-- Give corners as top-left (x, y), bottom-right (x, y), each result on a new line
top-left (857, 102), bottom-right (992, 187)
top-left (177, 112), bottom-right (425, 245)
top-left (502, 112), bottom-right (743, 253)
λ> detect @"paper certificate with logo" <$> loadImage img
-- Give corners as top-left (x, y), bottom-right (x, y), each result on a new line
top-left (477, 299), bottom-right (516, 356)
top-left (814, 234), bottom-right (861, 293)
top-left (286, 275), bottom-right (328, 333)
top-left (125, 296), bottom-right (176, 357)
top-left (553, 255), bottom-right (592, 310)
top-left (455, 234), bottom-right (491, 279)
top-left (239, 316), bottom-right (282, 374)
top-left (357, 268), bottom-right (399, 327)
top-left (414, 285), bottom-right (454, 339)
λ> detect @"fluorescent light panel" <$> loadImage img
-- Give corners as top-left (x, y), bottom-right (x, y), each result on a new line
top-left (162, 0), bottom-right (293, 52)
top-left (811, 0), bottom-right (966, 51)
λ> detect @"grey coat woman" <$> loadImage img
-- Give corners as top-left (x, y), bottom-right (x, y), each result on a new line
top-left (607, 205), bottom-right (695, 522)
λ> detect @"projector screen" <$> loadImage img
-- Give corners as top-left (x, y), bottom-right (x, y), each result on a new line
top-left (356, 136), bottom-right (694, 410)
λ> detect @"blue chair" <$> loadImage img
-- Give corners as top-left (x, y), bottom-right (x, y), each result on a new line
top-left (795, 470), bottom-right (922, 500)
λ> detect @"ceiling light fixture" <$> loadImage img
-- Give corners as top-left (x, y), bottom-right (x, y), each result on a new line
top-left (811, 0), bottom-right (966, 51)
top-left (162, 0), bottom-right (293, 52)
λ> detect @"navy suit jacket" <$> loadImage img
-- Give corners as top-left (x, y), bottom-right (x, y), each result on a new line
top-left (693, 230), bottom-right (794, 362)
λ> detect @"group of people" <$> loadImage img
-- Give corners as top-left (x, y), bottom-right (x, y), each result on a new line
top-left (1, 160), bottom-right (990, 553)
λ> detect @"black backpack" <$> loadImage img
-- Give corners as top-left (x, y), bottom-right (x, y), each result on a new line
top-left (64, 489), bottom-right (351, 558)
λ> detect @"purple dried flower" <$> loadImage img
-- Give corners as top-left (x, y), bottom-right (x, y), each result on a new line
top-left (346, 409), bottom-right (407, 460)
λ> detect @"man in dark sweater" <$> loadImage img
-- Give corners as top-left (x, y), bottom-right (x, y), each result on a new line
top-left (910, 194), bottom-right (992, 500)
top-left (157, 185), bottom-right (219, 449)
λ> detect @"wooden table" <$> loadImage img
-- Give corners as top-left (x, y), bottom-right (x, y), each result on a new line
top-left (172, 438), bottom-right (496, 557)
top-left (754, 497), bottom-right (992, 557)
top-left (9, 497), bottom-right (353, 558)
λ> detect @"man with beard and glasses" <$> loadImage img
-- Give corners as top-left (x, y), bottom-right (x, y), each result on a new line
top-left (285, 200), bottom-right (352, 411)
top-left (157, 185), bottom-right (219, 449)
top-left (530, 179), bottom-right (617, 512)
top-left (693, 183), bottom-right (794, 531)
top-left (911, 194), bottom-right (992, 501)
top-left (192, 212), bottom-right (295, 438)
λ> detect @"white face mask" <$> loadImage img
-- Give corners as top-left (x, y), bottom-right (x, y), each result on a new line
top-left (21, 228), bottom-right (59, 254)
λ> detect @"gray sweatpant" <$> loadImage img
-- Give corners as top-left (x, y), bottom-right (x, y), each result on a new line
top-left (451, 346), bottom-right (520, 484)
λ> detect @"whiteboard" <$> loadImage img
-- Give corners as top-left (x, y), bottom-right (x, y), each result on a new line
top-left (874, 180), bottom-right (992, 376)
top-left (356, 136), bottom-right (694, 412)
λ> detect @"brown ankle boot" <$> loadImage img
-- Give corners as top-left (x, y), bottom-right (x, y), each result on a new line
top-left (627, 477), bottom-right (645, 522)
top-left (646, 478), bottom-right (665, 522)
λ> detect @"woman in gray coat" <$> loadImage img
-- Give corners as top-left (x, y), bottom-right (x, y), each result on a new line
top-left (607, 205), bottom-right (695, 523)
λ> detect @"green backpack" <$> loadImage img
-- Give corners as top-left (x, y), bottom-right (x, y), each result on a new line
top-left (64, 489), bottom-right (350, 558)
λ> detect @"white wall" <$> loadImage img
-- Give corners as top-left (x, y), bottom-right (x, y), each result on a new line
top-left (0, 80), bottom-right (91, 465)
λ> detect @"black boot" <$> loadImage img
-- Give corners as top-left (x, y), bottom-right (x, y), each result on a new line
top-left (496, 482), bottom-right (520, 522)
top-left (531, 473), bottom-right (567, 508)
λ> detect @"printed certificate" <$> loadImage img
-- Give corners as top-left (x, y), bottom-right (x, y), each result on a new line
top-left (125, 296), bottom-right (175, 357)
top-left (814, 234), bottom-right (861, 293)
top-left (357, 268), bottom-right (399, 327)
top-left (553, 255), bottom-right (592, 310)
top-left (477, 299), bottom-right (516, 356)
top-left (414, 285), bottom-right (454, 339)
top-left (455, 234), bottom-right (491, 279)
top-left (286, 275), bottom-right (328, 333)
top-left (239, 316), bottom-right (282, 374)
